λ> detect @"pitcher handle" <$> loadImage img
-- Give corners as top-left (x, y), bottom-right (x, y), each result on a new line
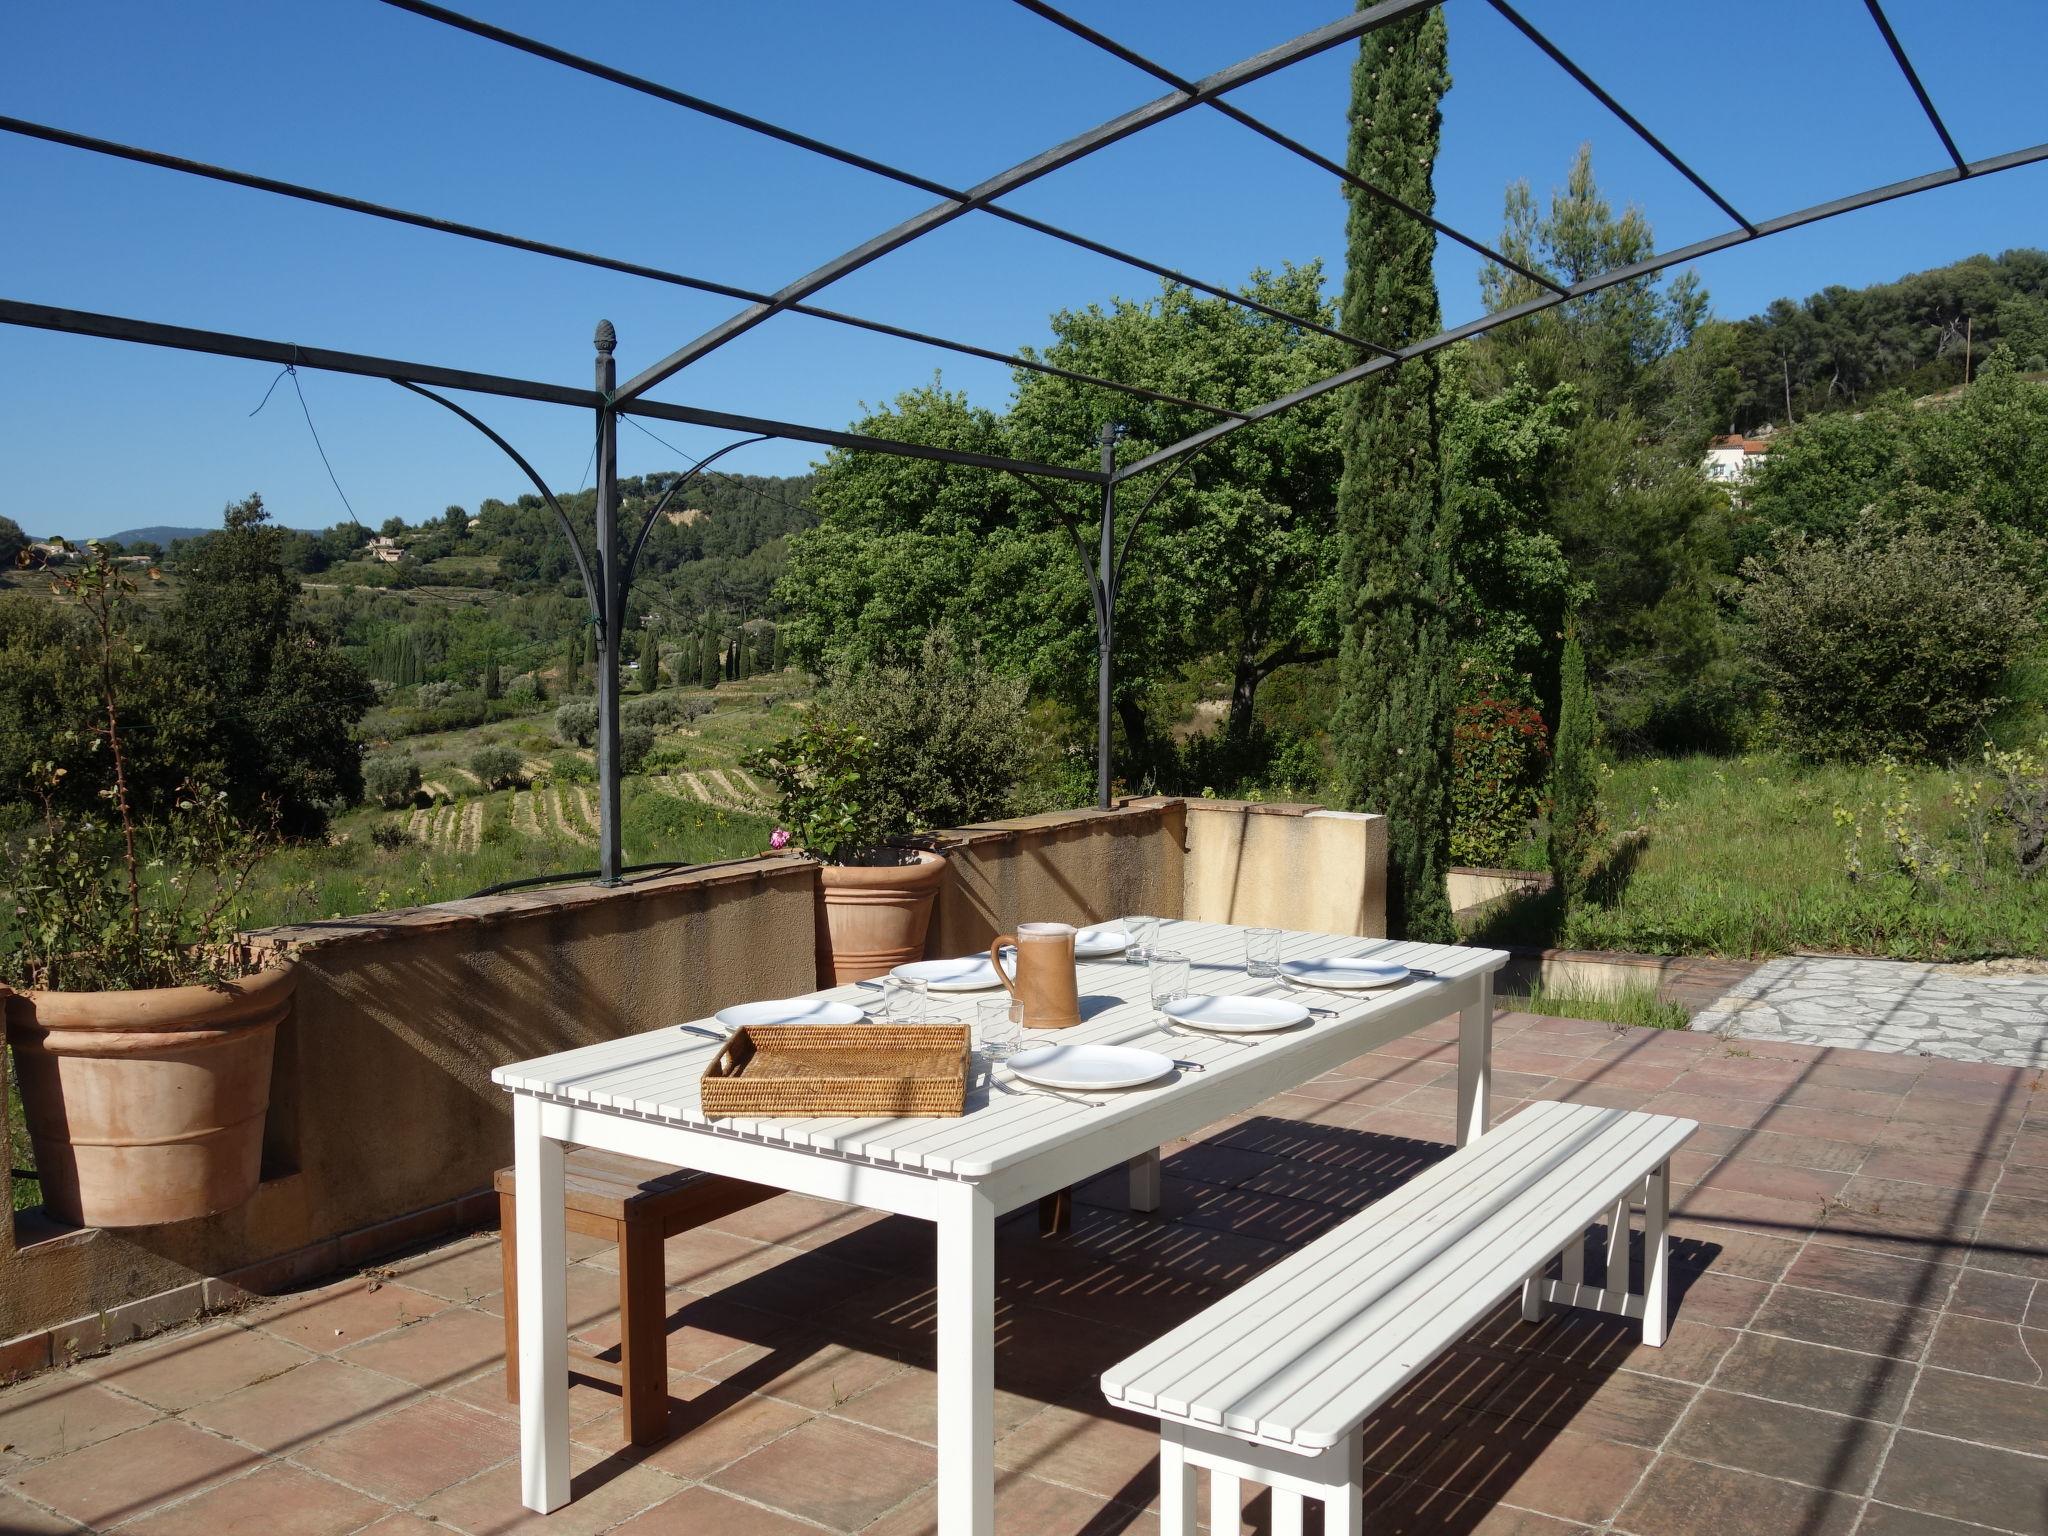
top-left (989, 933), bottom-right (1021, 1000)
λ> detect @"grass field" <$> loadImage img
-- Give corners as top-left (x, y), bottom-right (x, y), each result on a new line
top-left (1470, 752), bottom-right (2048, 961)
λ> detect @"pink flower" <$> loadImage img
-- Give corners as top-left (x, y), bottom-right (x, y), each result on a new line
top-left (769, 827), bottom-right (791, 850)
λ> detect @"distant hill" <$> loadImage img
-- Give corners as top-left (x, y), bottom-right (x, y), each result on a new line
top-left (99, 525), bottom-right (212, 548)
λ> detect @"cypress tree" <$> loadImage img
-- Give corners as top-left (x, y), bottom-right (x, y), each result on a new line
top-left (641, 630), bottom-right (660, 692)
top-left (699, 630), bottom-right (719, 690)
top-left (482, 653), bottom-right (501, 700)
top-left (1548, 621), bottom-right (1601, 907)
top-left (1331, 7), bottom-right (1458, 943)
top-left (770, 627), bottom-right (785, 673)
top-left (564, 632), bottom-right (580, 691)
top-left (738, 634), bottom-right (754, 679)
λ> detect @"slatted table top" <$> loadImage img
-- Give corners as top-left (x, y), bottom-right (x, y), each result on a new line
top-left (493, 920), bottom-right (1506, 1180)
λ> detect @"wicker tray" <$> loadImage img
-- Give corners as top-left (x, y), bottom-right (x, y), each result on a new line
top-left (700, 1024), bottom-right (970, 1119)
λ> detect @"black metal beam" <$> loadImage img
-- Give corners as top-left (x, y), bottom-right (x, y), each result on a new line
top-left (1861, 0), bottom-right (1968, 175)
top-left (1008, 0), bottom-right (1567, 299)
top-left (1482, 0), bottom-right (1755, 235)
top-left (613, 0), bottom-right (1438, 400)
top-left (0, 115), bottom-right (1243, 423)
top-left (377, 0), bottom-right (1408, 387)
top-left (0, 297), bottom-right (1105, 484)
top-left (1112, 138), bottom-right (2048, 483)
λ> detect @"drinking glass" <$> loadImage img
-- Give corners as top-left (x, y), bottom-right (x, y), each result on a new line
top-left (879, 975), bottom-right (928, 1024)
top-left (1149, 950), bottom-right (1191, 1009)
top-left (1125, 915), bottom-right (1159, 964)
top-left (975, 996), bottom-right (1022, 1060)
top-left (1243, 926), bottom-right (1282, 978)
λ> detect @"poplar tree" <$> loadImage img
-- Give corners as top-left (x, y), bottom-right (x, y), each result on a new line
top-left (1332, 6), bottom-right (1458, 943)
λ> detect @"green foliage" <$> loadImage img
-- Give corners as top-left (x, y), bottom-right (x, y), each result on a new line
top-left (1504, 981), bottom-right (1693, 1032)
top-left (482, 654), bottom-right (501, 700)
top-left (553, 699), bottom-right (599, 747)
top-left (617, 724), bottom-right (655, 776)
top-left (640, 630), bottom-right (660, 692)
top-left (1742, 514), bottom-right (2036, 761)
top-left (363, 753), bottom-right (421, 809)
top-left (1331, 6), bottom-right (1457, 944)
top-left (0, 514), bottom-right (25, 570)
top-left (698, 629), bottom-right (719, 690)
top-left (1548, 626), bottom-right (1602, 902)
top-left (171, 494), bottom-right (373, 832)
top-left (746, 722), bottom-right (906, 865)
top-left (470, 743), bottom-right (524, 790)
top-left (1451, 670), bottom-right (1551, 868)
top-left (546, 750), bottom-right (595, 784)
top-left (814, 631), bottom-right (1032, 832)
top-left (369, 819), bottom-right (412, 850)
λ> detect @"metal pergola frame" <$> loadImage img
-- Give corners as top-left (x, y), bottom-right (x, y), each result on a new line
top-left (6, 0), bottom-right (2041, 882)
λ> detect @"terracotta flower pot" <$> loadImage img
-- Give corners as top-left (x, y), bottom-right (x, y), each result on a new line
top-left (4, 959), bottom-right (295, 1228)
top-left (815, 850), bottom-right (948, 985)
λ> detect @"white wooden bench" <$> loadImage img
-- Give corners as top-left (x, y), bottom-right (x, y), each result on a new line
top-left (1101, 1101), bottom-right (1696, 1535)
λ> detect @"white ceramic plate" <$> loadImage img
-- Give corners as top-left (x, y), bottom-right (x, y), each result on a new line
top-left (1007, 1043), bottom-right (1175, 1091)
top-left (1161, 994), bottom-right (1310, 1034)
top-left (713, 998), bottom-right (867, 1031)
top-left (1074, 924), bottom-right (1132, 959)
top-left (1277, 957), bottom-right (1411, 990)
top-left (893, 954), bottom-right (1008, 992)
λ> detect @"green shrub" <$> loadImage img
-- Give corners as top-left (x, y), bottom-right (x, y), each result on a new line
top-left (1451, 670), bottom-right (1550, 868)
top-left (363, 753), bottom-right (421, 810)
top-left (471, 743), bottom-right (524, 790)
top-left (618, 723), bottom-right (655, 775)
top-left (553, 699), bottom-right (598, 747)
top-left (643, 738), bottom-right (691, 773)
top-left (549, 750), bottom-right (595, 784)
top-left (1743, 514), bottom-right (2038, 761)
top-left (369, 819), bottom-right (412, 850)
top-left (812, 631), bottom-right (1031, 831)
top-left (746, 723), bottom-right (900, 864)
top-left (1548, 625), bottom-right (1603, 904)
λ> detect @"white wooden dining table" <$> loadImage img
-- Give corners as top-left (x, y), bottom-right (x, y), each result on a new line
top-left (493, 919), bottom-right (1506, 1533)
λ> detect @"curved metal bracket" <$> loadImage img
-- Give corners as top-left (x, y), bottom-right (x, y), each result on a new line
top-left (621, 434), bottom-right (770, 604)
top-left (1108, 450), bottom-right (1202, 605)
top-left (1004, 470), bottom-right (1104, 632)
top-left (395, 378), bottom-right (603, 627)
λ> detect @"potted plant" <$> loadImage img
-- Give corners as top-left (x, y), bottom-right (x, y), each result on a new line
top-left (3, 546), bottom-right (289, 1228)
top-left (745, 722), bottom-right (947, 984)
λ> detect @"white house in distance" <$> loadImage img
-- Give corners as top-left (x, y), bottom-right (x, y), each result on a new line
top-left (1703, 429), bottom-right (1773, 486)
top-left (366, 535), bottom-right (404, 564)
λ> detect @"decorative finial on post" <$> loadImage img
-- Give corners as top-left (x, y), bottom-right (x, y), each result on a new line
top-left (594, 319), bottom-right (617, 356)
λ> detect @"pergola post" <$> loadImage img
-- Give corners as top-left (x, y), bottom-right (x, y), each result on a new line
top-left (1096, 422), bottom-right (1119, 810)
top-left (593, 320), bottom-right (624, 885)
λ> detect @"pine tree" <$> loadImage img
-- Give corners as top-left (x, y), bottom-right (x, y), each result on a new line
top-left (1331, 7), bottom-right (1458, 943)
top-left (482, 654), bottom-right (500, 700)
top-left (1548, 622), bottom-right (1602, 906)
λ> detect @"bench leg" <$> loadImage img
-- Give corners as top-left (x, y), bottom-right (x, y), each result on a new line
top-left (1210, 1468), bottom-right (1240, 1535)
top-left (1326, 1425), bottom-right (1365, 1536)
top-left (1128, 1149), bottom-right (1162, 1213)
top-left (619, 1214), bottom-right (669, 1445)
top-left (1643, 1161), bottom-right (1671, 1347)
top-left (1037, 1188), bottom-right (1072, 1237)
top-left (1606, 1190), bottom-right (1632, 1295)
top-left (1158, 1427), bottom-right (1196, 1536)
top-left (1272, 1487), bottom-right (1305, 1536)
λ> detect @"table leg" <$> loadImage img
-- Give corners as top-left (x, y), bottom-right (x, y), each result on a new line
top-left (513, 1094), bottom-right (569, 1513)
top-left (1128, 1148), bottom-right (1162, 1213)
top-left (1456, 971), bottom-right (1494, 1146)
top-left (936, 1180), bottom-right (996, 1536)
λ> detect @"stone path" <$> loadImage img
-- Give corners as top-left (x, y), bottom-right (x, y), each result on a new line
top-left (1693, 954), bottom-right (2048, 1067)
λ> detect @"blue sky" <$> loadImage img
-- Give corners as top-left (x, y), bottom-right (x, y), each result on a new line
top-left (5, 0), bottom-right (2045, 539)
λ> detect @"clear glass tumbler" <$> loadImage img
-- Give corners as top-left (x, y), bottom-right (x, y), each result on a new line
top-left (1125, 915), bottom-right (1159, 964)
top-left (975, 996), bottom-right (1022, 1060)
top-left (1149, 950), bottom-right (1191, 1010)
top-left (1243, 926), bottom-right (1282, 978)
top-left (879, 975), bottom-right (928, 1024)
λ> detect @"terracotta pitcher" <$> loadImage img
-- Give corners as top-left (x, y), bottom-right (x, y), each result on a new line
top-left (990, 922), bottom-right (1081, 1031)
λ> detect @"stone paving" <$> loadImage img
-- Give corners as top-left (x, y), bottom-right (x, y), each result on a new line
top-left (3, 1010), bottom-right (2046, 1534)
top-left (1693, 955), bottom-right (2048, 1068)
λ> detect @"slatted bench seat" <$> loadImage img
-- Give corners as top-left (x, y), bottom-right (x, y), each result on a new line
top-left (1101, 1101), bottom-right (1696, 1535)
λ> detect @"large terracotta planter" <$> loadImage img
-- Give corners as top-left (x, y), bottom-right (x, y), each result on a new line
top-left (815, 850), bottom-right (948, 984)
top-left (4, 959), bottom-right (294, 1228)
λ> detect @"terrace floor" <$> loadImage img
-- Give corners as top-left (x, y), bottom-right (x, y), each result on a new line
top-left (3, 1010), bottom-right (2044, 1535)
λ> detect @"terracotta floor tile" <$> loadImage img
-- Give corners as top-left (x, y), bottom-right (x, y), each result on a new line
top-left (1785, 1240), bottom-right (1963, 1310)
top-left (1949, 1265), bottom-right (2035, 1323)
top-left (583, 1374), bottom-right (814, 1479)
top-left (1857, 1499), bottom-right (2018, 1535)
top-left (865, 1470), bottom-right (1159, 1536)
top-left (447, 1364), bottom-right (625, 1431)
top-left (1614, 1454), bottom-right (1862, 1535)
top-left (6, 1418), bottom-right (254, 1530)
top-left (119, 1461), bottom-right (390, 1536)
top-left (293, 1395), bottom-right (513, 1504)
top-left (0, 1372), bottom-right (158, 1463)
top-left (249, 1281), bottom-right (449, 1354)
top-left (1749, 1285), bottom-right (1940, 1359)
top-left (1470, 1359), bottom-right (1697, 1448)
top-left (353, 1516), bottom-right (451, 1536)
top-left (709, 1414), bottom-right (934, 1532)
top-left (833, 1363), bottom-right (1041, 1448)
top-left (1666, 1388), bottom-right (1888, 1493)
top-left (338, 1305), bottom-right (506, 1388)
top-left (1969, 1194), bottom-right (2048, 1281)
top-left (70, 1323), bottom-right (308, 1413)
top-left (0, 1486), bottom-right (84, 1533)
top-left (1922, 1313), bottom-right (2048, 1383)
top-left (416, 1444), bottom-right (681, 1536)
top-left (183, 1358), bottom-right (416, 1455)
top-left (614, 1482), bottom-right (825, 1535)
top-left (995, 1395), bottom-right (1165, 1507)
top-left (1904, 1366), bottom-right (2048, 1457)
top-left (387, 1236), bottom-right (507, 1305)
top-left (1398, 1423), bottom-right (1653, 1526)
top-left (1873, 1428), bottom-right (2048, 1531)
top-left (1711, 1332), bottom-right (1916, 1421)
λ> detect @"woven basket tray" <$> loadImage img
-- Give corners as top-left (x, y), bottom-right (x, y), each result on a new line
top-left (700, 1024), bottom-right (970, 1119)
